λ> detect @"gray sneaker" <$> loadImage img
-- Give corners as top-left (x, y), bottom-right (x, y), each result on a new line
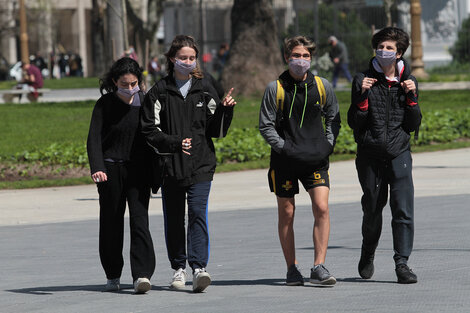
top-left (286, 264), bottom-right (304, 286)
top-left (105, 278), bottom-right (120, 291)
top-left (310, 264), bottom-right (336, 286)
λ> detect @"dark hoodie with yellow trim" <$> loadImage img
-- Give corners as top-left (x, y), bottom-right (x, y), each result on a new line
top-left (259, 70), bottom-right (341, 169)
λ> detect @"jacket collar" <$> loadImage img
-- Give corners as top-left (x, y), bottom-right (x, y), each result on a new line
top-left (369, 57), bottom-right (411, 83)
top-left (165, 73), bottom-right (203, 94)
top-left (279, 70), bottom-right (315, 90)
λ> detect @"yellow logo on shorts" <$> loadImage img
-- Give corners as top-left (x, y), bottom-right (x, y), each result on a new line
top-left (313, 179), bottom-right (326, 185)
top-left (282, 180), bottom-right (293, 191)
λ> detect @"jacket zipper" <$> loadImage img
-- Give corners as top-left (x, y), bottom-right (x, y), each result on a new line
top-left (384, 85), bottom-right (391, 150)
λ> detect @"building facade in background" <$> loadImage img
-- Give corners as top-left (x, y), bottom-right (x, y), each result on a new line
top-left (0, 0), bottom-right (469, 79)
top-left (0, 0), bottom-right (92, 77)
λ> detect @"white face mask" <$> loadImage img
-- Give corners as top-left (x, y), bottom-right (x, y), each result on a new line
top-left (174, 59), bottom-right (196, 76)
top-left (375, 49), bottom-right (397, 67)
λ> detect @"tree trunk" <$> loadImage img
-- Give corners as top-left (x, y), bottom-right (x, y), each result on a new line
top-left (91, 0), bottom-right (105, 76)
top-left (221, 0), bottom-right (284, 96)
top-left (125, 0), bottom-right (163, 66)
top-left (384, 0), bottom-right (394, 27)
top-left (106, 0), bottom-right (124, 62)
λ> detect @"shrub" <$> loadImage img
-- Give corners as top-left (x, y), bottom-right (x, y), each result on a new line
top-left (451, 16), bottom-right (470, 63)
top-left (7, 108), bottom-right (470, 166)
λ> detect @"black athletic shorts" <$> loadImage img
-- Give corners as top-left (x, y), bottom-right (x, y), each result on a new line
top-left (267, 162), bottom-right (330, 198)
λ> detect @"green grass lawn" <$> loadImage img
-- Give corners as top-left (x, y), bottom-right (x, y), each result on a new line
top-left (1, 89), bottom-right (469, 188)
top-left (0, 77), bottom-right (100, 90)
top-left (1, 89), bottom-right (470, 159)
top-left (0, 101), bottom-right (94, 158)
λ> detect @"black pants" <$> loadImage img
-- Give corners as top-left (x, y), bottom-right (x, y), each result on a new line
top-left (162, 179), bottom-right (211, 271)
top-left (355, 150), bottom-right (414, 265)
top-left (97, 161), bottom-right (155, 281)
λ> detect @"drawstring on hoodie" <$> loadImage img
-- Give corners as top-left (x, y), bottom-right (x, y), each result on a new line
top-left (300, 83), bottom-right (308, 128)
top-left (288, 84), bottom-right (297, 119)
top-left (288, 83), bottom-right (309, 128)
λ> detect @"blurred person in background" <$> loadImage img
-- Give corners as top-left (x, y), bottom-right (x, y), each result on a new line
top-left (328, 36), bottom-right (352, 88)
top-left (18, 62), bottom-right (44, 101)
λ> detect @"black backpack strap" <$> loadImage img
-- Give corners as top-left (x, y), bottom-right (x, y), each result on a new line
top-left (137, 90), bottom-right (145, 105)
top-left (414, 127), bottom-right (419, 141)
top-left (155, 79), bottom-right (167, 103)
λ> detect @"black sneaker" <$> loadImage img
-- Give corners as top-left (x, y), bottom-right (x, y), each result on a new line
top-left (358, 251), bottom-right (375, 279)
top-left (395, 264), bottom-right (417, 284)
top-left (286, 264), bottom-right (304, 286)
top-left (310, 264), bottom-right (336, 286)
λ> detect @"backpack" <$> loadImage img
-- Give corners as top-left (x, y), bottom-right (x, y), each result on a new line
top-left (275, 76), bottom-right (326, 128)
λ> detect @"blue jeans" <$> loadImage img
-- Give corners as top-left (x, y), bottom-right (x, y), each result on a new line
top-left (162, 180), bottom-right (212, 271)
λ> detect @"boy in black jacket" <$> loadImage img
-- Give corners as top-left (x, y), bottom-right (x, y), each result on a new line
top-left (348, 27), bottom-right (422, 284)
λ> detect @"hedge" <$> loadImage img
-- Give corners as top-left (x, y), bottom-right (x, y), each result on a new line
top-left (7, 108), bottom-right (470, 166)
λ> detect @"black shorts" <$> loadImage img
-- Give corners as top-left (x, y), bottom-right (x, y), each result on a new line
top-left (268, 163), bottom-right (330, 198)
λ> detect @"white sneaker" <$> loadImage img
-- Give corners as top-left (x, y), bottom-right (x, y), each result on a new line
top-left (193, 268), bottom-right (211, 293)
top-left (105, 278), bottom-right (120, 291)
top-left (170, 268), bottom-right (187, 290)
top-left (134, 277), bottom-right (151, 294)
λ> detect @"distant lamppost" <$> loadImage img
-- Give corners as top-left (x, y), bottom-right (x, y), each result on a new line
top-left (410, 0), bottom-right (428, 78)
top-left (19, 0), bottom-right (29, 64)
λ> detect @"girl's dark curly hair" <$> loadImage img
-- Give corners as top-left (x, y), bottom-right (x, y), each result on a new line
top-left (99, 57), bottom-right (143, 95)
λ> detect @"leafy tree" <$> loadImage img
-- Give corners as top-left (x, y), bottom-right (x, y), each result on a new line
top-left (286, 3), bottom-right (372, 76)
top-left (451, 16), bottom-right (470, 63)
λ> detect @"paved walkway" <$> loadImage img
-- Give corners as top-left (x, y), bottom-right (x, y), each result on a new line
top-left (1, 148), bottom-right (469, 226)
top-left (0, 148), bottom-right (469, 312)
top-left (0, 81), bottom-right (469, 104)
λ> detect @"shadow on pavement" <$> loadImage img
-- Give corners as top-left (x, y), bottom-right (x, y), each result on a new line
top-left (6, 284), bottom-right (167, 295)
top-left (211, 278), bottom-right (284, 286)
top-left (337, 277), bottom-right (396, 284)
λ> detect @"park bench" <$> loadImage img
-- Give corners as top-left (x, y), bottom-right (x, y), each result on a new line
top-left (1, 88), bottom-right (51, 103)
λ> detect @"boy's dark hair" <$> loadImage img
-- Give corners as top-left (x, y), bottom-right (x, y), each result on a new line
top-left (284, 36), bottom-right (316, 59)
top-left (165, 35), bottom-right (203, 79)
top-left (371, 27), bottom-right (410, 56)
top-left (99, 57), bottom-right (143, 95)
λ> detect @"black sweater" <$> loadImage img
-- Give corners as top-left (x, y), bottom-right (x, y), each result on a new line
top-left (87, 92), bottom-right (149, 174)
